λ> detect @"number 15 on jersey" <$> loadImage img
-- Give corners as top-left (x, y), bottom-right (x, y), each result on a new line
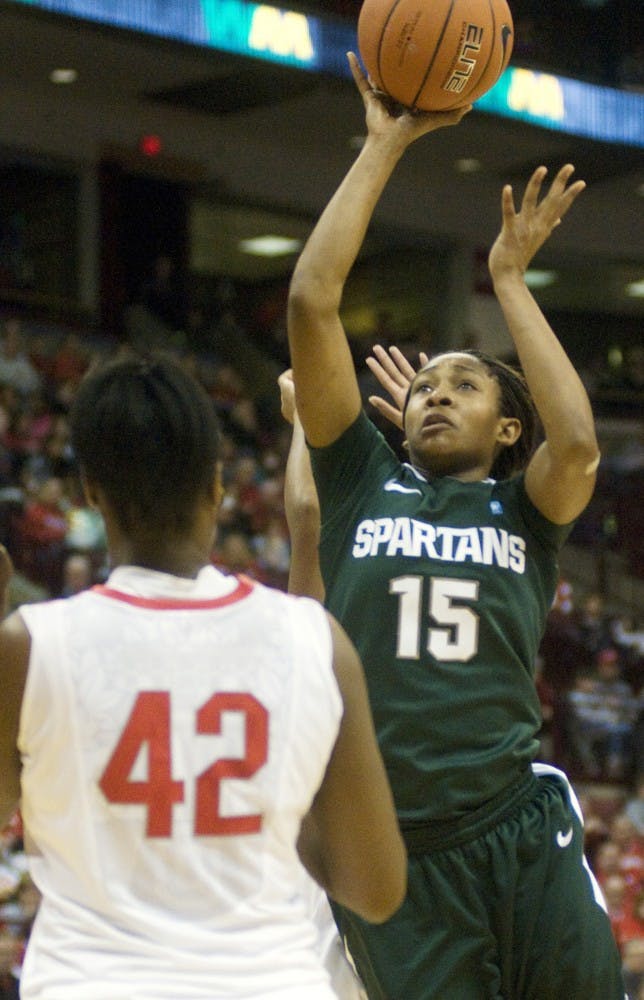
top-left (391, 575), bottom-right (480, 661)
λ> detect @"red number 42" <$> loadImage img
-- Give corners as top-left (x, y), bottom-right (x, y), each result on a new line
top-left (99, 691), bottom-right (269, 838)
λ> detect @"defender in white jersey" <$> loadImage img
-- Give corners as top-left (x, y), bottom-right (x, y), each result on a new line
top-left (0, 353), bottom-right (405, 1000)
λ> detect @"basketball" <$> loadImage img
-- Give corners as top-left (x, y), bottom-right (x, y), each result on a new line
top-left (357, 0), bottom-right (514, 111)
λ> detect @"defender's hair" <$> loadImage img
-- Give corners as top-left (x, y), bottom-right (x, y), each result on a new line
top-left (403, 350), bottom-right (539, 479)
top-left (70, 353), bottom-right (221, 534)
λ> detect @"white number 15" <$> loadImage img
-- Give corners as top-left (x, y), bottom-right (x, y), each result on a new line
top-left (390, 575), bottom-right (479, 661)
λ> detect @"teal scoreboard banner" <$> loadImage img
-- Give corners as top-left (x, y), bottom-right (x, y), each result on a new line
top-left (8, 0), bottom-right (644, 146)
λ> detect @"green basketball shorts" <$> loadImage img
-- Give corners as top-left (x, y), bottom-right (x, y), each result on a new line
top-left (332, 764), bottom-right (625, 1000)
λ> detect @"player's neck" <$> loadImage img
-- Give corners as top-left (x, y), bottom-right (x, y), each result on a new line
top-left (107, 527), bottom-right (216, 580)
top-left (109, 544), bottom-right (211, 579)
top-left (411, 459), bottom-right (493, 483)
top-left (101, 499), bottom-right (217, 579)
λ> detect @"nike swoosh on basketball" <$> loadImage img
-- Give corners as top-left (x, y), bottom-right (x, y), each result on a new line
top-left (384, 481), bottom-right (422, 496)
top-left (556, 827), bottom-right (573, 848)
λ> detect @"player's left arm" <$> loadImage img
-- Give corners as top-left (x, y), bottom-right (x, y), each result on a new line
top-left (488, 165), bottom-right (600, 524)
top-left (0, 546), bottom-right (30, 828)
top-left (279, 370), bottom-right (325, 602)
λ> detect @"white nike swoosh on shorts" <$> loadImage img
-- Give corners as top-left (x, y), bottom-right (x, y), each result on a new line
top-left (556, 827), bottom-right (573, 848)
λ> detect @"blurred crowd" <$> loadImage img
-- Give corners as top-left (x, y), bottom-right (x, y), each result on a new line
top-left (0, 309), bottom-right (641, 997)
top-left (0, 313), bottom-right (294, 610)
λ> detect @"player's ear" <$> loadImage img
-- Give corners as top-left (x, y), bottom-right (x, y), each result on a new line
top-left (496, 416), bottom-right (521, 448)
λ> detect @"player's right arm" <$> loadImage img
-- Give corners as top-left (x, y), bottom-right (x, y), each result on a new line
top-left (297, 613), bottom-right (406, 924)
top-left (287, 52), bottom-right (469, 449)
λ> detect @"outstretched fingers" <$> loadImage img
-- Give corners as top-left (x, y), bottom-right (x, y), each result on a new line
top-left (347, 51), bottom-right (374, 101)
top-left (376, 345), bottom-right (416, 385)
top-left (500, 182), bottom-right (517, 224)
top-left (520, 165), bottom-right (548, 213)
top-left (365, 344), bottom-right (423, 429)
top-left (523, 164), bottom-right (586, 222)
top-left (368, 395), bottom-right (404, 430)
top-left (546, 164), bottom-right (586, 220)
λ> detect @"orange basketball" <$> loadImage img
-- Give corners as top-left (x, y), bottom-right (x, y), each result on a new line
top-left (357, 0), bottom-right (514, 111)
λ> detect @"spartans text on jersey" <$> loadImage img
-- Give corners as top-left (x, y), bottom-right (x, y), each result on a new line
top-left (351, 517), bottom-right (526, 574)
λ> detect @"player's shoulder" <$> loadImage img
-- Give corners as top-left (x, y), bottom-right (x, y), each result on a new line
top-left (246, 575), bottom-right (325, 613)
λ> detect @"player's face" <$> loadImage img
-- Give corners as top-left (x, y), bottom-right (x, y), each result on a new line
top-left (403, 353), bottom-right (516, 480)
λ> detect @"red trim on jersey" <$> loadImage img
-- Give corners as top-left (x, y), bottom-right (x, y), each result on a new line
top-left (91, 574), bottom-right (255, 610)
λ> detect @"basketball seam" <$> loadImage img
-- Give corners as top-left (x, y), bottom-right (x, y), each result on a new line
top-left (377, 0), bottom-right (408, 93)
top-left (411, 0), bottom-right (456, 110)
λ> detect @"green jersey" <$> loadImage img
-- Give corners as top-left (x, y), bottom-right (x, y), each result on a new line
top-left (310, 411), bottom-right (572, 825)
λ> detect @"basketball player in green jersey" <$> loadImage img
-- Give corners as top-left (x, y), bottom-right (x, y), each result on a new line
top-left (285, 52), bottom-right (625, 999)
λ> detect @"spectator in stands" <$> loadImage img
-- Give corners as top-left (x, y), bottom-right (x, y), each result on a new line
top-left (603, 873), bottom-right (633, 953)
top-left (20, 417), bottom-right (75, 492)
top-left (210, 368), bottom-right (267, 452)
top-left (49, 332), bottom-right (89, 389)
top-left (566, 647), bottom-right (638, 779)
top-left (621, 935), bottom-right (644, 1000)
top-left (0, 320), bottom-right (40, 399)
top-left (12, 476), bottom-right (68, 595)
top-left (61, 552), bottom-right (94, 597)
top-left (596, 840), bottom-right (627, 890)
top-left (253, 513), bottom-right (290, 591)
top-left (603, 875), bottom-right (644, 960)
top-left (0, 928), bottom-right (21, 1000)
top-left (22, 391), bottom-right (54, 451)
top-left (539, 577), bottom-right (584, 690)
top-left (0, 811), bottom-right (30, 1000)
top-left (224, 455), bottom-right (265, 536)
top-left (211, 529), bottom-right (269, 584)
top-left (610, 613), bottom-right (644, 699)
top-left (575, 591), bottom-right (617, 659)
top-left (63, 476), bottom-right (107, 560)
top-left (25, 333), bottom-right (54, 386)
top-left (1, 408), bottom-right (39, 480)
top-left (593, 820), bottom-right (642, 931)
top-left (609, 812), bottom-right (644, 896)
top-left (623, 888), bottom-right (644, 945)
top-left (534, 655), bottom-right (557, 763)
top-left (577, 790), bottom-right (611, 871)
top-left (625, 776), bottom-right (644, 836)
top-left (567, 671), bottom-right (605, 778)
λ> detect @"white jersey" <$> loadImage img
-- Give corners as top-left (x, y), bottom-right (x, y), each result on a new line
top-left (17, 565), bottom-right (343, 1000)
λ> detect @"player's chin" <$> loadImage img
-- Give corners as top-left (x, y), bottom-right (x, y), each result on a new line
top-left (409, 438), bottom-right (454, 467)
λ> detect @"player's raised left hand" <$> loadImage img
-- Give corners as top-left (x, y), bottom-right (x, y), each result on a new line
top-left (366, 344), bottom-right (429, 429)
